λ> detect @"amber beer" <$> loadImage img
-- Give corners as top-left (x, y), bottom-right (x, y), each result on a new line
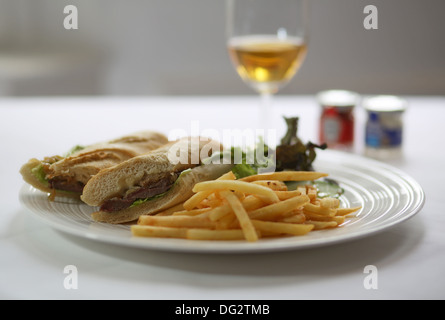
top-left (228, 35), bottom-right (307, 93)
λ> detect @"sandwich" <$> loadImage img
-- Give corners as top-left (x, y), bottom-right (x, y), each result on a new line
top-left (81, 136), bottom-right (233, 224)
top-left (20, 131), bottom-right (168, 198)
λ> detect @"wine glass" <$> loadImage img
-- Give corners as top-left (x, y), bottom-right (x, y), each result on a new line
top-left (226, 0), bottom-right (309, 130)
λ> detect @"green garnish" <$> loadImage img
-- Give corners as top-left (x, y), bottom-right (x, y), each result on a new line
top-left (201, 138), bottom-right (275, 179)
top-left (64, 145), bottom-right (85, 157)
top-left (313, 179), bottom-right (345, 199)
top-left (130, 191), bottom-right (169, 208)
top-left (276, 116), bottom-right (327, 171)
top-left (204, 137), bottom-right (274, 179)
top-left (230, 140), bottom-right (275, 179)
top-left (285, 179), bottom-right (344, 199)
top-left (31, 164), bottom-right (49, 187)
top-left (231, 163), bottom-right (257, 179)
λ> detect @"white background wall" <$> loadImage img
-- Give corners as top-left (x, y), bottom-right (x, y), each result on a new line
top-left (0, 0), bottom-right (444, 96)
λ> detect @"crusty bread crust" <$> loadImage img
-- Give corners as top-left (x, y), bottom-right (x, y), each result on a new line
top-left (81, 137), bottom-right (222, 206)
top-left (81, 146), bottom-right (175, 206)
top-left (19, 158), bottom-right (79, 198)
top-left (48, 131), bottom-right (168, 185)
top-left (90, 163), bottom-right (233, 224)
top-left (19, 131), bottom-right (168, 198)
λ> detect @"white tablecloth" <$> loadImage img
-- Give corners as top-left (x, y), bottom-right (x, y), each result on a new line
top-left (0, 95), bottom-right (443, 300)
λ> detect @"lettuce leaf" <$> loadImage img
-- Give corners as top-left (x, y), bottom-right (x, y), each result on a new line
top-left (130, 190), bottom-right (169, 208)
top-left (202, 138), bottom-right (275, 179)
top-left (276, 117), bottom-right (327, 171)
top-left (31, 164), bottom-right (49, 187)
top-left (64, 145), bottom-right (85, 157)
top-left (285, 179), bottom-right (344, 199)
top-left (230, 140), bottom-right (275, 179)
top-left (231, 163), bottom-right (257, 179)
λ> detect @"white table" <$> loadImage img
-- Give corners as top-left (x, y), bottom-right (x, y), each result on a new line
top-left (0, 95), bottom-right (443, 300)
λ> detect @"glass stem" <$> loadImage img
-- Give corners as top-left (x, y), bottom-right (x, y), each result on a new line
top-left (260, 92), bottom-right (273, 131)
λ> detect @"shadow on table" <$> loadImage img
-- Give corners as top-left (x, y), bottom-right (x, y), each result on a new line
top-left (12, 207), bottom-right (425, 290)
top-left (60, 215), bottom-right (425, 279)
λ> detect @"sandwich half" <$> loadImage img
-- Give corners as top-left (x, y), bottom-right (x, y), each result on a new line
top-left (20, 131), bottom-right (168, 198)
top-left (81, 137), bottom-right (233, 224)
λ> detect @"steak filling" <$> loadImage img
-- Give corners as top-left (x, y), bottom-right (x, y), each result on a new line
top-left (48, 177), bottom-right (85, 194)
top-left (100, 172), bottom-right (180, 213)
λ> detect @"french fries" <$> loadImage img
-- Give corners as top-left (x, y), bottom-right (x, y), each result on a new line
top-left (248, 195), bottom-right (310, 221)
top-left (131, 225), bottom-right (189, 238)
top-left (251, 180), bottom-right (288, 191)
top-left (239, 171), bottom-right (328, 182)
top-left (183, 171), bottom-right (236, 210)
top-left (192, 180), bottom-right (280, 204)
top-left (131, 171), bottom-right (362, 242)
top-left (219, 190), bottom-right (258, 242)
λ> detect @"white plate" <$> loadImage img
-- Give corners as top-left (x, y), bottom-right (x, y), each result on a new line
top-left (19, 150), bottom-right (425, 254)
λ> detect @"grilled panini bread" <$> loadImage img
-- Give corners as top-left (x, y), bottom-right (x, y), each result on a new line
top-left (20, 131), bottom-right (168, 198)
top-left (81, 137), bottom-right (232, 224)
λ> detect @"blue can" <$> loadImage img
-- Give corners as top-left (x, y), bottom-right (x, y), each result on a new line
top-left (363, 95), bottom-right (406, 151)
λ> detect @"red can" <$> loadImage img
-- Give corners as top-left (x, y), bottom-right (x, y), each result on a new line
top-left (317, 90), bottom-right (358, 150)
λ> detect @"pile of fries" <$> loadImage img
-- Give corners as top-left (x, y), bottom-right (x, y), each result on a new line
top-left (131, 171), bottom-right (361, 242)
